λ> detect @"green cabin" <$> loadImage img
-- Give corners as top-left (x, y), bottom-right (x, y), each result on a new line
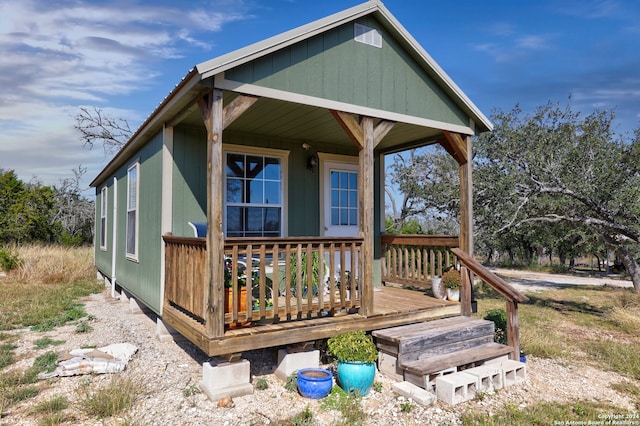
top-left (91, 1), bottom-right (525, 359)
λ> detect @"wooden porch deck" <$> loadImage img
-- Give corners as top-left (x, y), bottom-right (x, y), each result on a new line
top-left (162, 286), bottom-right (460, 356)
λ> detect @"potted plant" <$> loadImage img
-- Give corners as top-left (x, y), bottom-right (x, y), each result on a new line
top-left (224, 257), bottom-right (248, 313)
top-left (327, 330), bottom-right (378, 396)
top-left (441, 269), bottom-right (461, 301)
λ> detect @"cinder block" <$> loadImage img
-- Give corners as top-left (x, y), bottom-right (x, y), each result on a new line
top-left (435, 372), bottom-right (478, 405)
top-left (463, 365), bottom-right (503, 392)
top-left (274, 349), bottom-right (319, 381)
top-left (392, 381), bottom-right (436, 406)
top-left (405, 366), bottom-right (457, 391)
top-left (200, 357), bottom-right (253, 401)
top-left (378, 351), bottom-right (404, 381)
top-left (499, 359), bottom-right (526, 387)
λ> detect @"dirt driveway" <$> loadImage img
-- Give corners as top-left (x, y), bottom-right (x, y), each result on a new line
top-left (491, 268), bottom-right (633, 292)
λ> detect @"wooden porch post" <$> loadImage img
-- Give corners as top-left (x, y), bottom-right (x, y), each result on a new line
top-left (360, 116), bottom-right (375, 317)
top-left (200, 89), bottom-right (225, 338)
top-left (459, 133), bottom-right (473, 256)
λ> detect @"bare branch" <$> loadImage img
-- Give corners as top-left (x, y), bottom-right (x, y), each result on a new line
top-left (74, 106), bottom-right (131, 156)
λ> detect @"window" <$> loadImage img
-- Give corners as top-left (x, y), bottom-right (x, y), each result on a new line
top-left (330, 170), bottom-right (358, 226)
top-left (224, 151), bottom-right (283, 237)
top-left (100, 187), bottom-right (107, 250)
top-left (126, 163), bottom-right (139, 258)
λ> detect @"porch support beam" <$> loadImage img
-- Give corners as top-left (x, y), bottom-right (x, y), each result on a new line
top-left (440, 130), bottom-right (468, 165)
top-left (360, 116), bottom-right (375, 316)
top-left (198, 89), bottom-right (225, 338)
top-left (223, 95), bottom-right (259, 128)
top-left (459, 132), bottom-right (473, 256)
top-left (331, 110), bottom-right (363, 148)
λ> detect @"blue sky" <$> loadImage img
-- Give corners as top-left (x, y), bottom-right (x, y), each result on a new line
top-left (1, 0), bottom-right (639, 189)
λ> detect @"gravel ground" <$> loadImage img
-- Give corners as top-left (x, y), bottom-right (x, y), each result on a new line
top-left (2, 281), bottom-right (637, 425)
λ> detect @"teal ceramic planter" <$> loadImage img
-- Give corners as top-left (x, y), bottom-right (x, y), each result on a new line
top-left (336, 361), bottom-right (376, 396)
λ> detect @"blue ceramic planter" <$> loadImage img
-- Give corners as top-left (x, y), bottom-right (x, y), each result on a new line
top-left (336, 361), bottom-right (376, 396)
top-left (297, 368), bottom-right (333, 399)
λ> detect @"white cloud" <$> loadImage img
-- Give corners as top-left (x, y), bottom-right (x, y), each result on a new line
top-left (0, 0), bottom-right (249, 186)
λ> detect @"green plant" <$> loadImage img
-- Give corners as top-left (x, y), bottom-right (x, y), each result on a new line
top-left (320, 386), bottom-right (365, 426)
top-left (290, 251), bottom-right (322, 297)
top-left (78, 375), bottom-right (142, 419)
top-left (224, 257), bottom-right (248, 288)
top-left (327, 331), bottom-right (378, 363)
top-left (372, 381), bottom-right (383, 393)
top-left (441, 269), bottom-right (461, 289)
top-left (400, 400), bottom-right (412, 413)
top-left (75, 320), bottom-right (93, 333)
top-left (289, 405), bottom-right (314, 426)
top-left (484, 308), bottom-right (507, 344)
top-left (284, 371), bottom-right (298, 392)
top-left (255, 377), bottom-right (269, 390)
top-left (0, 248), bottom-right (21, 271)
top-left (33, 337), bottom-right (65, 349)
top-left (0, 341), bottom-right (17, 368)
top-left (31, 394), bottom-right (69, 425)
top-left (33, 351), bottom-right (58, 374)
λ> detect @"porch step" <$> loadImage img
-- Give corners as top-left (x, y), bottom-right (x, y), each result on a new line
top-left (373, 316), bottom-right (516, 394)
top-left (373, 316), bottom-right (497, 366)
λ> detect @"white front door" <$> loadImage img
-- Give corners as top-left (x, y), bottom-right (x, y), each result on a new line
top-left (322, 158), bottom-right (359, 237)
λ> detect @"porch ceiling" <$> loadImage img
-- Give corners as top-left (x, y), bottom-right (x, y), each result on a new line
top-left (181, 92), bottom-right (443, 153)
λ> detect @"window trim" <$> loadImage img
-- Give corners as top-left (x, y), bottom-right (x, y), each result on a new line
top-left (126, 161), bottom-right (140, 261)
top-left (100, 186), bottom-right (108, 251)
top-left (222, 144), bottom-right (289, 238)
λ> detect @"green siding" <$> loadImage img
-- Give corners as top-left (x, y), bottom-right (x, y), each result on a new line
top-left (113, 132), bottom-right (164, 313)
top-left (94, 184), bottom-right (112, 276)
top-left (172, 125), bottom-right (207, 236)
top-left (225, 17), bottom-right (468, 128)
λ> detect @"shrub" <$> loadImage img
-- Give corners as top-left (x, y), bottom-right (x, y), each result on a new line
top-left (484, 308), bottom-right (507, 344)
top-left (327, 331), bottom-right (378, 363)
top-left (0, 248), bottom-right (21, 271)
top-left (441, 269), bottom-right (461, 289)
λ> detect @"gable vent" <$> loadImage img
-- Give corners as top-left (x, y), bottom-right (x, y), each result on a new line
top-left (354, 23), bottom-right (382, 48)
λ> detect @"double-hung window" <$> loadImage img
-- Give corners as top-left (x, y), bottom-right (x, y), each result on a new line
top-left (224, 150), bottom-right (284, 237)
top-left (126, 162), bottom-right (139, 259)
top-left (100, 187), bottom-right (107, 250)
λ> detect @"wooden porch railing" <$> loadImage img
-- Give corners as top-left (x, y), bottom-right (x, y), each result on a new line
top-left (381, 234), bottom-right (459, 288)
top-left (163, 235), bottom-right (362, 329)
top-left (453, 247), bottom-right (530, 360)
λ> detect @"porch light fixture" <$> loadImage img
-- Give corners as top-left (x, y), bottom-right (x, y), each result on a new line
top-left (307, 153), bottom-right (318, 171)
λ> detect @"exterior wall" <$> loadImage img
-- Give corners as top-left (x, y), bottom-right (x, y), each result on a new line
top-left (172, 125), bottom-right (207, 236)
top-left (169, 127), bottom-right (359, 238)
top-left (113, 131), bottom-right (164, 313)
top-left (94, 183), bottom-right (113, 277)
top-left (225, 16), bottom-right (468, 128)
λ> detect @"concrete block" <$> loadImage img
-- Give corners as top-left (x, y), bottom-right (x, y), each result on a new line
top-left (435, 372), bottom-right (478, 405)
top-left (155, 319), bottom-right (185, 343)
top-left (405, 366), bottom-right (457, 391)
top-left (378, 351), bottom-right (404, 381)
top-left (129, 298), bottom-right (143, 314)
top-left (392, 381), bottom-right (436, 406)
top-left (200, 357), bottom-right (253, 401)
top-left (463, 364), bottom-right (503, 392)
top-left (119, 291), bottom-right (129, 302)
top-left (274, 349), bottom-right (319, 381)
top-left (497, 359), bottom-right (526, 387)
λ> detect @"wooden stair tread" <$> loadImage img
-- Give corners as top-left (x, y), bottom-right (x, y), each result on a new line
top-left (402, 342), bottom-right (514, 376)
top-left (373, 316), bottom-right (484, 342)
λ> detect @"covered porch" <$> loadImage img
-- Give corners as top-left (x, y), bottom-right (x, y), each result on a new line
top-left (162, 234), bottom-right (462, 356)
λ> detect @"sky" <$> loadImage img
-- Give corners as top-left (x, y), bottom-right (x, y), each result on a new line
top-left (1, 0), bottom-right (639, 191)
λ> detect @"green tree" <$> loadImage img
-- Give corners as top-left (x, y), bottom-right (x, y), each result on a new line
top-left (0, 170), bottom-right (57, 243)
top-left (475, 101), bottom-right (640, 291)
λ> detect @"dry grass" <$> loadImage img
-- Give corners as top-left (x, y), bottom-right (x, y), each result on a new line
top-left (0, 244), bottom-right (101, 331)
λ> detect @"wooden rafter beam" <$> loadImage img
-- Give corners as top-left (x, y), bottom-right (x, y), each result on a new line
top-left (198, 93), bottom-right (259, 132)
top-left (331, 110), bottom-right (396, 148)
top-left (440, 130), bottom-right (468, 165)
top-left (223, 95), bottom-right (259, 129)
top-left (373, 120), bottom-right (395, 147)
top-left (331, 110), bottom-right (364, 148)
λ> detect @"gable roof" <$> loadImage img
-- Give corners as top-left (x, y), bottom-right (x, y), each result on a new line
top-left (196, 0), bottom-right (491, 132)
top-left (91, 1), bottom-right (491, 187)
